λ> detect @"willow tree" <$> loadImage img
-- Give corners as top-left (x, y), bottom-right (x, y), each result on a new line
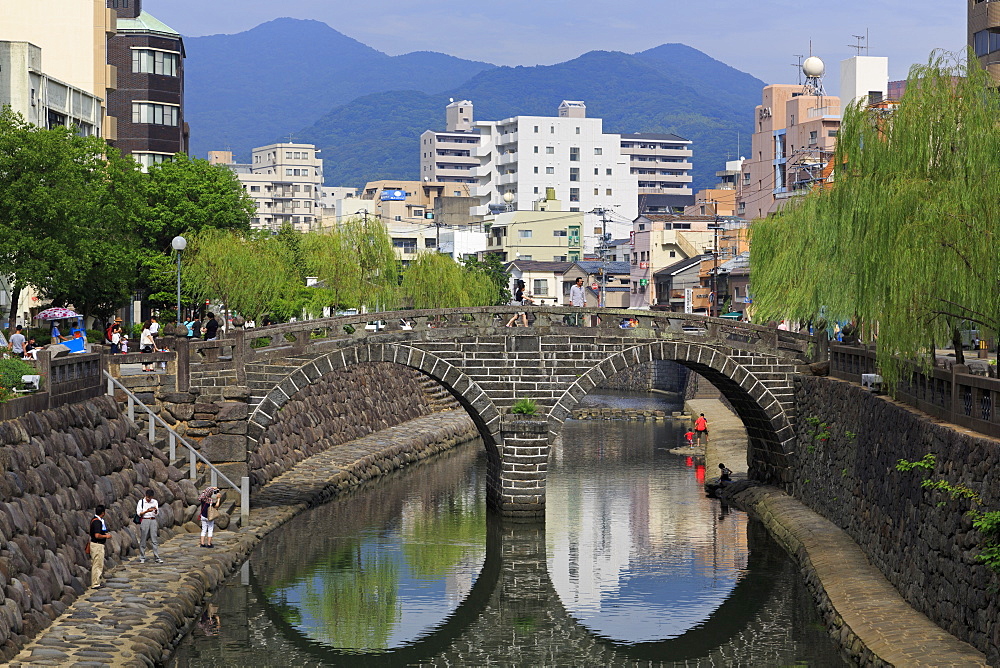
top-left (183, 229), bottom-right (299, 324)
top-left (751, 51), bottom-right (1000, 381)
top-left (401, 252), bottom-right (498, 309)
top-left (302, 217), bottom-right (399, 313)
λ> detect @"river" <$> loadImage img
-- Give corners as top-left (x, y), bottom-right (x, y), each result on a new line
top-left (170, 391), bottom-right (850, 666)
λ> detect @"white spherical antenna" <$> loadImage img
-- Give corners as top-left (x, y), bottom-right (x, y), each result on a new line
top-left (449, 97), bottom-right (454, 103)
top-left (502, 191), bottom-right (515, 204)
top-left (802, 56), bottom-right (825, 78)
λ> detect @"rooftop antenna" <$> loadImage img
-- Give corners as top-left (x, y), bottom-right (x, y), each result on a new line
top-left (802, 51), bottom-right (827, 97)
top-left (286, 133), bottom-right (295, 143)
top-left (791, 54), bottom-right (805, 85)
top-left (849, 34), bottom-right (866, 56)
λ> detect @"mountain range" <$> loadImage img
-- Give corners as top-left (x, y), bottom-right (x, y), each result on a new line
top-left (185, 18), bottom-right (765, 191)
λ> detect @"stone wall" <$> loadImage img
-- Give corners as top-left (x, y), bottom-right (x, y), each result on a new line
top-left (0, 397), bottom-right (194, 662)
top-left (252, 363), bottom-right (443, 489)
top-left (792, 376), bottom-right (1000, 661)
top-left (598, 360), bottom-right (689, 393)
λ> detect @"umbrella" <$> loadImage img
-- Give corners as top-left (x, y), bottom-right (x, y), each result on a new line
top-left (33, 307), bottom-right (81, 321)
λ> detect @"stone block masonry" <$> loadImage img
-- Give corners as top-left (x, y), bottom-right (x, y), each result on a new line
top-left (793, 375), bottom-right (1000, 662)
top-left (0, 396), bottom-right (196, 663)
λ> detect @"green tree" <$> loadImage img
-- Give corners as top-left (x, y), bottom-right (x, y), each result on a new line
top-left (401, 252), bottom-right (498, 309)
top-left (183, 229), bottom-right (299, 324)
top-left (462, 254), bottom-right (511, 305)
top-left (750, 51), bottom-right (1000, 382)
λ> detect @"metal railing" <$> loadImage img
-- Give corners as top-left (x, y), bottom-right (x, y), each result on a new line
top-left (104, 371), bottom-right (250, 525)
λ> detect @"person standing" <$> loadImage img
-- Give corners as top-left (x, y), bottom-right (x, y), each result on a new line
top-left (694, 413), bottom-right (709, 446)
top-left (136, 489), bottom-right (163, 564)
top-left (9, 325), bottom-right (25, 357)
top-left (568, 277), bottom-right (587, 326)
top-left (203, 312), bottom-right (219, 341)
top-left (506, 280), bottom-right (533, 327)
top-left (199, 487), bottom-right (221, 548)
top-left (51, 321), bottom-right (68, 345)
top-left (139, 320), bottom-right (155, 372)
top-left (89, 505), bottom-right (110, 588)
top-left (149, 316), bottom-right (160, 343)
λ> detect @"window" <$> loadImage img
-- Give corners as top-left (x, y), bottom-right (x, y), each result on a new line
top-left (533, 187), bottom-right (539, 194)
top-left (413, 209), bottom-right (424, 217)
top-left (553, 230), bottom-right (568, 236)
top-left (570, 207), bottom-right (580, 212)
top-left (569, 188), bottom-right (580, 202)
top-left (575, 127), bottom-right (580, 134)
top-left (534, 146), bottom-right (539, 153)
top-left (550, 126), bottom-right (555, 133)
top-left (743, 172), bottom-right (751, 185)
top-left (132, 49), bottom-right (179, 76)
top-left (594, 188), bottom-right (599, 195)
top-left (533, 279), bottom-right (549, 295)
top-left (606, 189), bottom-right (612, 196)
top-left (132, 152), bottom-right (170, 170)
top-left (606, 169), bottom-right (612, 176)
top-left (394, 216), bottom-right (402, 221)
top-left (518, 229), bottom-right (533, 238)
top-left (250, 185), bottom-right (260, 192)
top-left (546, 167), bottom-right (554, 174)
top-left (669, 250), bottom-right (676, 257)
top-left (594, 147), bottom-right (603, 155)
top-left (520, 255), bottom-right (533, 261)
top-left (569, 147), bottom-right (580, 162)
top-left (131, 102), bottom-right (178, 126)
top-left (285, 152), bottom-right (293, 159)
top-left (534, 125), bottom-right (539, 133)
top-left (534, 167), bottom-right (539, 174)
top-left (285, 169), bottom-right (293, 176)
top-left (425, 238), bottom-right (436, 248)
top-left (594, 168), bottom-right (599, 175)
top-left (638, 224), bottom-right (645, 231)
top-left (828, 130), bottom-right (839, 137)
top-left (546, 146), bottom-right (554, 154)
top-left (569, 168), bottom-right (580, 182)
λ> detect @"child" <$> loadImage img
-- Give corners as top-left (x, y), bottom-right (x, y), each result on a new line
top-left (120, 334), bottom-right (129, 354)
top-left (684, 430), bottom-right (695, 445)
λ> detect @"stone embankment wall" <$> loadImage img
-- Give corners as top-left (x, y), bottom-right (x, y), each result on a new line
top-left (793, 376), bottom-right (1000, 661)
top-left (252, 362), bottom-right (450, 489)
top-left (570, 408), bottom-right (671, 421)
top-left (0, 397), bottom-right (193, 662)
top-left (599, 360), bottom-right (689, 394)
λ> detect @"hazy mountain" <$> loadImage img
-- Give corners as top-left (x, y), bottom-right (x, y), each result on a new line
top-left (183, 19), bottom-right (764, 190)
top-left (296, 47), bottom-right (764, 190)
top-left (184, 18), bottom-right (494, 158)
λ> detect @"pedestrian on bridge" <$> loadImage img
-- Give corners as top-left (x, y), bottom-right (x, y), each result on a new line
top-left (506, 280), bottom-right (534, 327)
top-left (568, 277), bottom-right (587, 326)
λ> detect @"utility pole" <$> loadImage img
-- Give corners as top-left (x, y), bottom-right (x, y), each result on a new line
top-left (711, 219), bottom-right (720, 319)
top-left (593, 208), bottom-right (610, 308)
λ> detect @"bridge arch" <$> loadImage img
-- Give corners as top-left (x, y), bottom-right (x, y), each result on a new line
top-left (548, 341), bottom-right (795, 483)
top-left (247, 341), bottom-right (503, 455)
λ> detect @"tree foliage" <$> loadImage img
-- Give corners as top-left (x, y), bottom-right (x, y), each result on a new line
top-left (401, 252), bottom-right (498, 309)
top-left (750, 51), bottom-right (1000, 382)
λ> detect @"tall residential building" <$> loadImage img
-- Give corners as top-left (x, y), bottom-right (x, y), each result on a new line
top-left (970, 0), bottom-right (1000, 81)
top-left (0, 0), bottom-right (118, 139)
top-left (737, 80), bottom-right (840, 220)
top-left (419, 99), bottom-right (479, 185)
top-left (0, 41), bottom-right (104, 136)
top-left (840, 56), bottom-right (889, 107)
top-left (105, 0), bottom-right (187, 167)
top-left (209, 143), bottom-right (324, 232)
top-left (620, 133), bottom-right (693, 196)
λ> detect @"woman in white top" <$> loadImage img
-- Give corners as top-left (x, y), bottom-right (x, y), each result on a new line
top-left (140, 320), bottom-right (155, 372)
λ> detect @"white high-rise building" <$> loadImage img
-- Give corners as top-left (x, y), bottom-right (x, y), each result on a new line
top-left (840, 55), bottom-right (889, 107)
top-left (470, 101), bottom-right (639, 221)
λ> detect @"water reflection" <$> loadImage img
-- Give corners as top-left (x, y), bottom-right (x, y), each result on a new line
top-left (171, 392), bottom-right (849, 667)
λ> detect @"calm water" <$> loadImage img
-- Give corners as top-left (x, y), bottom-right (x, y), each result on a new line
top-left (171, 392), bottom-right (850, 667)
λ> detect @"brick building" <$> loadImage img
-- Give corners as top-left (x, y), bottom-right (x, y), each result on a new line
top-left (106, 0), bottom-right (187, 168)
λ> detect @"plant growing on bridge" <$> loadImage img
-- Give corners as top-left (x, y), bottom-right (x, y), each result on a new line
top-left (897, 453), bottom-right (1000, 573)
top-left (511, 398), bottom-right (538, 415)
top-left (751, 50), bottom-right (1000, 385)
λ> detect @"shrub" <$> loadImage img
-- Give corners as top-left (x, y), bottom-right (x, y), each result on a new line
top-left (0, 357), bottom-right (40, 399)
top-left (511, 398), bottom-right (538, 415)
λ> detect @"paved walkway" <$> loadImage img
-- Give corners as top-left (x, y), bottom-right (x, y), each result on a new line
top-left (10, 410), bottom-right (478, 667)
top-left (734, 486), bottom-right (989, 667)
top-left (685, 397), bottom-right (748, 475)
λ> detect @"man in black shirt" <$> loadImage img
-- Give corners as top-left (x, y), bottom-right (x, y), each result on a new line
top-left (204, 312), bottom-right (220, 341)
top-left (89, 505), bottom-right (111, 588)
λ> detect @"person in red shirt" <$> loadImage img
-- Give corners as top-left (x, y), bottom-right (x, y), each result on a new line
top-left (693, 413), bottom-right (708, 446)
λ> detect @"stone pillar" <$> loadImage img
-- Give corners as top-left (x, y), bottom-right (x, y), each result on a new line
top-left (489, 416), bottom-right (549, 519)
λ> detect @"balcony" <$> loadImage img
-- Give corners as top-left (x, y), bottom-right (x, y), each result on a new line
top-left (496, 131), bottom-right (519, 146)
top-left (498, 173), bottom-right (518, 186)
top-left (473, 145), bottom-right (493, 159)
top-left (498, 151), bottom-right (518, 166)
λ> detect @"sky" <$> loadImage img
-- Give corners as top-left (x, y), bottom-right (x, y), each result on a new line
top-left (144, 0), bottom-right (964, 90)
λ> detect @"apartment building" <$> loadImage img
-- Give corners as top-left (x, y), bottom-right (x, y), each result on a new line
top-left (628, 215), bottom-right (723, 309)
top-left (970, 0), bottom-right (1000, 81)
top-left (419, 99), bottom-right (479, 185)
top-left (737, 84), bottom-right (841, 220)
top-left (105, 0), bottom-right (187, 167)
top-left (0, 0), bottom-right (118, 140)
top-left (620, 133), bottom-right (693, 196)
top-left (0, 41), bottom-right (104, 137)
top-left (209, 143), bottom-right (324, 232)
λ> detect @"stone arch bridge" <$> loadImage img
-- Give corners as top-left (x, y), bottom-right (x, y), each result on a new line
top-left (171, 306), bottom-right (817, 517)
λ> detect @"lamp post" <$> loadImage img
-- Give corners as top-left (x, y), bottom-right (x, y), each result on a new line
top-left (171, 236), bottom-right (187, 325)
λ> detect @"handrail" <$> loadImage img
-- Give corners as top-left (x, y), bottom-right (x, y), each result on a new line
top-left (104, 371), bottom-right (249, 525)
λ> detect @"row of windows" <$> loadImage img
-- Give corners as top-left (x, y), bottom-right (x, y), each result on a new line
top-left (132, 152), bottom-right (170, 170)
top-left (285, 151), bottom-right (312, 160)
top-left (285, 168), bottom-right (313, 176)
top-left (132, 49), bottom-right (179, 77)
top-left (528, 146), bottom-right (604, 156)
top-left (974, 29), bottom-right (1000, 57)
top-left (248, 184), bottom-right (313, 193)
top-left (132, 102), bottom-right (178, 126)
top-left (530, 166), bottom-right (614, 176)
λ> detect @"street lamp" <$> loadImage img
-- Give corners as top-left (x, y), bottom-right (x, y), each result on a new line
top-left (171, 236), bottom-right (187, 325)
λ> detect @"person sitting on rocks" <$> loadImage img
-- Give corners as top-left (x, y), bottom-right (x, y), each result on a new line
top-left (719, 463), bottom-right (732, 482)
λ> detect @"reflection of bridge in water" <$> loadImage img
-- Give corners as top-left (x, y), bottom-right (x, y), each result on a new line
top-left (174, 444), bottom-right (842, 667)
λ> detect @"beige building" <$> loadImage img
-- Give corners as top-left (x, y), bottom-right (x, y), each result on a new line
top-left (209, 143), bottom-right (324, 232)
top-left (0, 41), bottom-right (104, 137)
top-left (737, 82), bottom-right (840, 220)
top-left (628, 215), bottom-right (722, 309)
top-left (971, 0), bottom-right (1000, 81)
top-left (483, 194), bottom-right (586, 263)
top-left (0, 0), bottom-right (118, 139)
